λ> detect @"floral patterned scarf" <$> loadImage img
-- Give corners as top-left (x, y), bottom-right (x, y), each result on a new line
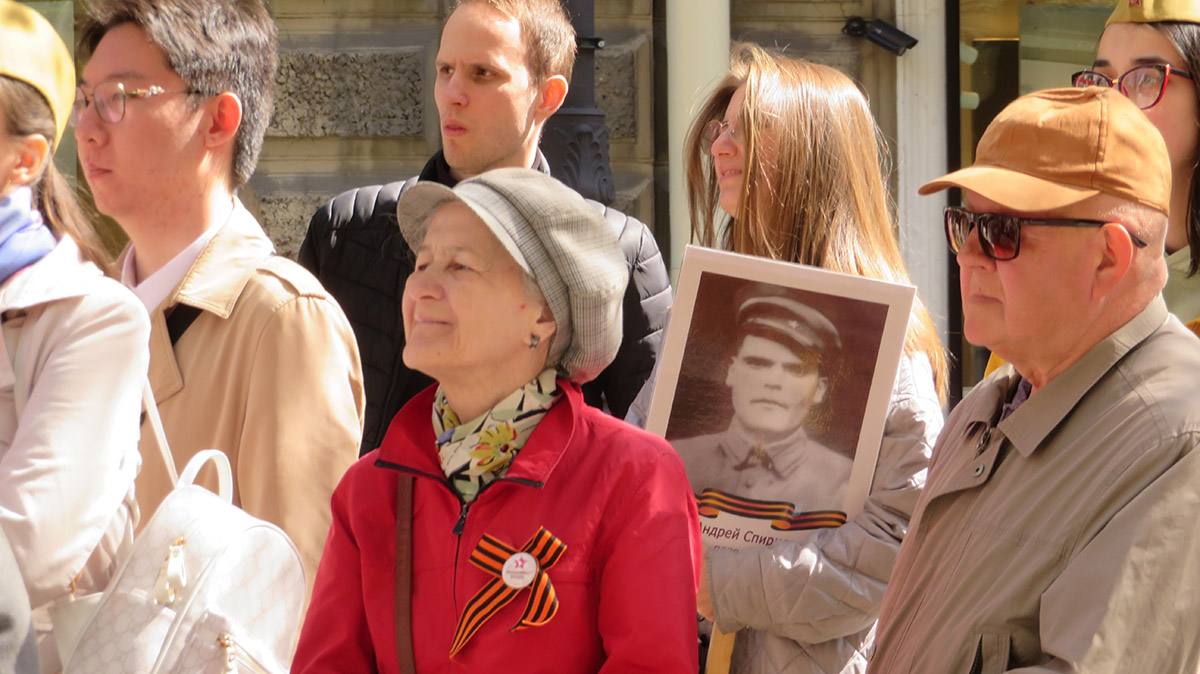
top-left (433, 369), bottom-right (561, 502)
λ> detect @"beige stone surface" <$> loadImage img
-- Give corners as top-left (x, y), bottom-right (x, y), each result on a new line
top-left (256, 193), bottom-right (336, 260)
top-left (597, 42), bottom-right (639, 139)
top-left (271, 49), bottom-right (424, 138)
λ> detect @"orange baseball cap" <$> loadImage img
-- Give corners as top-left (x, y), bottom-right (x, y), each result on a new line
top-left (0, 0), bottom-right (75, 149)
top-left (919, 87), bottom-right (1171, 215)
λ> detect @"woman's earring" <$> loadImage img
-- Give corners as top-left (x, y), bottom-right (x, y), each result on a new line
top-left (529, 334), bottom-right (541, 349)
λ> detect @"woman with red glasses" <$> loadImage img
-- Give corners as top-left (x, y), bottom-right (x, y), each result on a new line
top-left (1074, 0), bottom-right (1200, 332)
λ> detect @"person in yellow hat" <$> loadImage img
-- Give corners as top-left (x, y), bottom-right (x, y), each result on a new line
top-left (0, 1), bottom-right (150, 671)
top-left (1074, 0), bottom-right (1200, 335)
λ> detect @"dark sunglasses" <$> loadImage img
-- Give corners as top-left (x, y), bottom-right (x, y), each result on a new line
top-left (944, 206), bottom-right (1149, 261)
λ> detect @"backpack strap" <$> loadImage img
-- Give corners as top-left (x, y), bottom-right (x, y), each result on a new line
top-left (394, 474), bottom-right (416, 673)
top-left (143, 303), bottom-right (204, 484)
top-left (142, 381), bottom-right (178, 486)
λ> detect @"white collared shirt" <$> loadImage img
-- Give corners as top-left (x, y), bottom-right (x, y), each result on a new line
top-left (120, 211), bottom-right (228, 312)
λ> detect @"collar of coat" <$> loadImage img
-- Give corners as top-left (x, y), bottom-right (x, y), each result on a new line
top-left (129, 199), bottom-right (275, 406)
top-left (0, 236), bottom-right (98, 312)
top-left (118, 198), bottom-right (275, 319)
top-left (420, 150), bottom-right (553, 189)
top-left (973, 295), bottom-right (1168, 458)
top-left (713, 416), bottom-right (840, 480)
top-left (374, 378), bottom-right (584, 487)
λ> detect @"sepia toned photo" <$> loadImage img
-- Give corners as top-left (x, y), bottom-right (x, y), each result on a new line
top-left (646, 246), bottom-right (915, 549)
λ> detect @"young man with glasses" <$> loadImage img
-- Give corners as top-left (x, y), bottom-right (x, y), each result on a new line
top-left (298, 0), bottom-right (672, 453)
top-left (867, 87), bottom-right (1200, 672)
top-left (73, 0), bottom-right (365, 593)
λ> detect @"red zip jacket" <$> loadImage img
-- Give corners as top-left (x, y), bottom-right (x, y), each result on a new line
top-left (293, 381), bottom-right (702, 673)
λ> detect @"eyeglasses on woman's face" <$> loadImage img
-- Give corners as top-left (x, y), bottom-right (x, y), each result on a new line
top-left (70, 81), bottom-right (198, 126)
top-left (944, 206), bottom-right (1148, 261)
top-left (1071, 64), bottom-right (1194, 110)
top-left (702, 118), bottom-right (741, 153)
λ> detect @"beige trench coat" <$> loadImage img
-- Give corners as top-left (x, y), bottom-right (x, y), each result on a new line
top-left (132, 201), bottom-right (364, 591)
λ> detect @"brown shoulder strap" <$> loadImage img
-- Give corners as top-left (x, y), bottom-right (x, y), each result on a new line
top-left (395, 474), bottom-right (416, 673)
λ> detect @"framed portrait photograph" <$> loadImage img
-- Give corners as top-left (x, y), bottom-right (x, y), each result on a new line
top-left (646, 246), bottom-right (915, 550)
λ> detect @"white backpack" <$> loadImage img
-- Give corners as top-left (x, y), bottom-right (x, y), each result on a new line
top-left (56, 387), bottom-right (306, 673)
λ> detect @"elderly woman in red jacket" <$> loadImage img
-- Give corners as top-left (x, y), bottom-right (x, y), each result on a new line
top-left (293, 168), bottom-right (701, 674)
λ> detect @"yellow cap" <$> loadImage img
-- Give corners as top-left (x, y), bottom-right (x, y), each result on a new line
top-left (0, 0), bottom-right (75, 149)
top-left (1107, 0), bottom-right (1200, 26)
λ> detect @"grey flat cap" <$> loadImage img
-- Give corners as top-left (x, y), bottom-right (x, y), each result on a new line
top-left (396, 168), bottom-right (628, 383)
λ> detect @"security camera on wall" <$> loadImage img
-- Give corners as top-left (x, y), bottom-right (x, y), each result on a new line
top-left (843, 17), bottom-right (919, 56)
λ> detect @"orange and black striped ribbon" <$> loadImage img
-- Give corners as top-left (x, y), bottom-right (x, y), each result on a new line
top-left (448, 527), bottom-right (567, 658)
top-left (696, 488), bottom-right (847, 531)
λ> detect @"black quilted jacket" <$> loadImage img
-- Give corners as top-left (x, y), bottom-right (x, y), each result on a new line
top-left (298, 152), bottom-right (673, 454)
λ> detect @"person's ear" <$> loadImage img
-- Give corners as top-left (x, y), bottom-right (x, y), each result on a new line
top-left (533, 304), bottom-right (557, 346)
top-left (812, 376), bottom-right (829, 405)
top-left (725, 356), bottom-right (739, 388)
top-left (1092, 223), bottom-right (1136, 299)
top-left (203, 92), bottom-right (243, 150)
top-left (1, 134), bottom-right (50, 194)
top-left (533, 75), bottom-right (568, 122)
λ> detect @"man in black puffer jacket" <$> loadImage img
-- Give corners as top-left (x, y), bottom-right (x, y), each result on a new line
top-left (299, 0), bottom-right (672, 454)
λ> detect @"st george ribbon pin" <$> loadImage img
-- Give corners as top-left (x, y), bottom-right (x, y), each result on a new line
top-left (501, 552), bottom-right (539, 589)
top-left (448, 527), bottom-right (567, 658)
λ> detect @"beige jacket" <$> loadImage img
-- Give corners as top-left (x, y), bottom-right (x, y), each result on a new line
top-left (132, 201), bottom-right (364, 590)
top-left (870, 297), bottom-right (1200, 673)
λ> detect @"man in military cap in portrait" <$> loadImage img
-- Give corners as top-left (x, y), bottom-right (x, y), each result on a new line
top-left (672, 290), bottom-right (851, 508)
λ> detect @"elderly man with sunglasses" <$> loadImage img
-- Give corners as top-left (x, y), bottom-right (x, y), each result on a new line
top-left (867, 86), bottom-right (1200, 673)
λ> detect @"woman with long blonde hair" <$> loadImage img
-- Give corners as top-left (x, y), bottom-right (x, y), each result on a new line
top-left (687, 43), bottom-right (946, 674)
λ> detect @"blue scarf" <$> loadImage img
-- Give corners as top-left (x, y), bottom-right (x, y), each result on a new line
top-left (0, 187), bottom-right (56, 285)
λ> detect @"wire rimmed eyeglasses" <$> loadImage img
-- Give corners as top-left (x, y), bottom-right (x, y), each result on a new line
top-left (71, 81), bottom-right (200, 126)
top-left (701, 118), bottom-right (740, 152)
top-left (944, 206), bottom-right (1148, 261)
top-left (1071, 63), bottom-right (1194, 110)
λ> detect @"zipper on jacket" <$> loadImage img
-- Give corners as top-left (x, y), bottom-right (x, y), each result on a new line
top-left (448, 472), bottom-right (549, 539)
top-left (378, 457), bottom-right (549, 621)
top-left (451, 499), bottom-right (470, 535)
top-left (449, 475), bottom-right (545, 536)
top-left (375, 458), bottom-right (545, 536)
